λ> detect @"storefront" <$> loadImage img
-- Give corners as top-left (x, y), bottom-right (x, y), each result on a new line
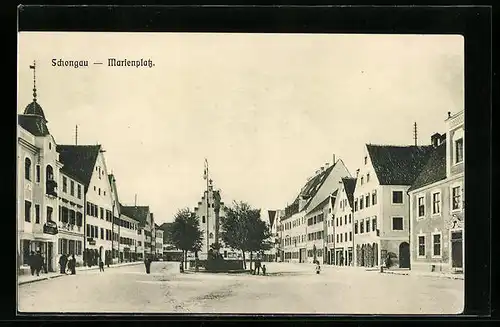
top-left (19, 228), bottom-right (58, 274)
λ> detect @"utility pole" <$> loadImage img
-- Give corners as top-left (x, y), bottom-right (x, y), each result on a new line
top-left (414, 122), bottom-right (418, 146)
top-left (75, 125), bottom-right (78, 145)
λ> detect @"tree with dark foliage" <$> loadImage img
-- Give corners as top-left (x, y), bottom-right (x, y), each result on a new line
top-left (171, 208), bottom-right (203, 269)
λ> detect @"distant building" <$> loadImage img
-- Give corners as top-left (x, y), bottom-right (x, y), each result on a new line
top-left (121, 206), bottom-right (154, 259)
top-left (280, 156), bottom-right (350, 263)
top-left (193, 180), bottom-right (238, 260)
top-left (155, 223), bottom-right (164, 259)
top-left (330, 177), bottom-right (357, 266)
top-left (353, 144), bottom-right (434, 268)
top-left (409, 110), bottom-right (464, 274)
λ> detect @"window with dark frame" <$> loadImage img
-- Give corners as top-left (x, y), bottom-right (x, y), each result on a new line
top-left (36, 165), bottom-right (40, 183)
top-left (452, 186), bottom-right (461, 210)
top-left (392, 217), bottom-right (403, 230)
top-left (70, 180), bottom-right (75, 196)
top-left (432, 192), bottom-right (441, 214)
top-left (372, 191), bottom-right (377, 205)
top-left (25, 201), bottom-right (31, 222)
top-left (418, 196), bottom-right (425, 217)
top-left (354, 222), bottom-right (358, 234)
top-left (455, 138), bottom-right (464, 163)
top-left (392, 191), bottom-right (403, 204)
top-left (418, 236), bottom-right (425, 256)
top-left (47, 206), bottom-right (53, 221)
top-left (35, 204), bottom-right (40, 224)
top-left (25, 158), bottom-right (31, 180)
top-left (433, 234), bottom-right (441, 256)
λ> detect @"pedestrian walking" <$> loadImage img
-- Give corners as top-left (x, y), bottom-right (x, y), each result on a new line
top-left (67, 254), bottom-right (76, 275)
top-left (144, 256), bottom-right (152, 274)
top-left (35, 251), bottom-right (44, 276)
top-left (255, 259), bottom-right (261, 275)
top-left (179, 261), bottom-right (184, 273)
top-left (59, 254), bottom-right (68, 274)
top-left (262, 264), bottom-right (267, 276)
top-left (99, 259), bottom-right (105, 272)
top-left (315, 262), bottom-right (321, 275)
top-left (28, 251), bottom-right (36, 276)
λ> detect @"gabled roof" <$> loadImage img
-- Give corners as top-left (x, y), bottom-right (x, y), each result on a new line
top-left (284, 164), bottom-right (336, 218)
top-left (341, 177), bottom-right (357, 208)
top-left (309, 189), bottom-right (338, 214)
top-left (120, 205), bottom-right (150, 225)
top-left (408, 143), bottom-right (447, 192)
top-left (366, 144), bottom-right (435, 186)
top-left (56, 145), bottom-right (101, 192)
top-left (18, 114), bottom-right (50, 137)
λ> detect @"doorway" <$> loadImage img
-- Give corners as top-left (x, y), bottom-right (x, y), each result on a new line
top-left (47, 242), bottom-right (53, 272)
top-left (299, 248), bottom-right (306, 263)
top-left (399, 242), bottom-right (410, 268)
top-left (451, 231), bottom-right (463, 269)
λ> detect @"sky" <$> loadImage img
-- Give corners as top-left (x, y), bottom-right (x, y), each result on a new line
top-left (17, 33), bottom-right (464, 225)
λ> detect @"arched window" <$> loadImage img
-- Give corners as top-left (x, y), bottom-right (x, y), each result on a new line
top-left (25, 158), bottom-right (31, 180)
top-left (46, 165), bottom-right (54, 181)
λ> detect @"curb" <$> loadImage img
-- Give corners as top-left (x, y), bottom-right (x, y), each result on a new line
top-left (18, 262), bottom-right (142, 286)
top-left (381, 270), bottom-right (464, 280)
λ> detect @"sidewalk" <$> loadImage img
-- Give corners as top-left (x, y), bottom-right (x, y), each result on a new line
top-left (381, 269), bottom-right (464, 280)
top-left (18, 261), bottom-right (142, 286)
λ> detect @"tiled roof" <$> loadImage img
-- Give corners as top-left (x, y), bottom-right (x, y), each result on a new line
top-left (56, 145), bottom-right (101, 192)
top-left (309, 189), bottom-right (338, 214)
top-left (366, 144), bottom-right (435, 186)
top-left (284, 164), bottom-right (336, 218)
top-left (121, 205), bottom-right (150, 225)
top-left (18, 114), bottom-right (50, 137)
top-left (24, 101), bottom-right (46, 121)
top-left (408, 143), bottom-right (447, 192)
top-left (342, 177), bottom-right (357, 208)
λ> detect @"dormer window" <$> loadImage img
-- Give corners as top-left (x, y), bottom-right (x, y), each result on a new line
top-left (49, 142), bottom-right (52, 150)
top-left (364, 156), bottom-right (367, 165)
top-left (46, 165), bottom-right (54, 181)
top-left (361, 176), bottom-right (364, 185)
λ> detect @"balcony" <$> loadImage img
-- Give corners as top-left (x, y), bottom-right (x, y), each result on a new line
top-left (46, 180), bottom-right (58, 197)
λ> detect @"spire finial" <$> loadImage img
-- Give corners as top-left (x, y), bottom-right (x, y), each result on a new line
top-left (29, 61), bottom-right (37, 102)
top-left (413, 122), bottom-right (418, 146)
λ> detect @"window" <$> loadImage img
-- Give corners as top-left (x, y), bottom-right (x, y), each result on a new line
top-left (366, 219), bottom-right (370, 232)
top-left (349, 214), bottom-right (352, 223)
top-left (24, 201), bottom-right (31, 222)
top-left (432, 233), bottom-right (442, 257)
top-left (367, 173), bottom-right (370, 182)
top-left (418, 196), bottom-right (425, 217)
top-left (365, 194), bottom-right (370, 207)
top-left (98, 188), bottom-right (101, 195)
top-left (202, 216), bottom-right (206, 223)
top-left (418, 235), bottom-right (426, 257)
top-left (344, 215), bottom-right (347, 225)
top-left (104, 191), bottom-right (106, 196)
top-left (46, 206), bottom-right (53, 221)
top-left (360, 221), bottom-right (364, 233)
top-left (340, 234), bottom-right (343, 242)
top-left (70, 180), bottom-right (75, 196)
top-left (372, 190), bottom-right (377, 205)
top-left (339, 217), bottom-right (342, 226)
top-left (354, 222), bottom-right (358, 234)
top-left (452, 186), bottom-right (462, 210)
top-left (94, 186), bottom-right (96, 191)
top-left (62, 176), bottom-right (68, 193)
top-left (455, 138), bottom-right (464, 163)
top-left (24, 158), bottom-right (31, 180)
top-left (76, 212), bottom-right (82, 226)
top-left (100, 228), bottom-right (104, 239)
top-left (349, 231), bottom-right (352, 241)
top-left (372, 217), bottom-right (377, 231)
top-left (354, 199), bottom-right (358, 212)
top-left (360, 197), bottom-right (364, 210)
top-left (432, 192), bottom-right (441, 215)
top-left (392, 191), bottom-right (403, 204)
top-left (392, 217), bottom-right (403, 231)
top-left (100, 207), bottom-right (104, 219)
top-left (86, 224), bottom-right (90, 237)
top-left (46, 165), bottom-right (54, 181)
top-left (77, 185), bottom-right (82, 199)
top-left (36, 165), bottom-right (40, 183)
top-left (35, 204), bottom-right (40, 223)
top-left (49, 142), bottom-right (51, 150)
top-left (335, 218), bottom-right (338, 226)
top-left (361, 176), bottom-right (364, 185)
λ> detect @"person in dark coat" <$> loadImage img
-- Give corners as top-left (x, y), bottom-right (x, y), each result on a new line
top-left (28, 251), bottom-right (36, 276)
top-left (144, 256), bottom-right (152, 274)
top-left (59, 254), bottom-right (68, 274)
top-left (67, 254), bottom-right (76, 275)
top-left (99, 259), bottom-right (105, 272)
top-left (34, 251), bottom-right (43, 276)
top-left (254, 259), bottom-right (261, 275)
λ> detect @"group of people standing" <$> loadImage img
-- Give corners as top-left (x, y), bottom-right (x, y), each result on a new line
top-left (58, 254), bottom-right (77, 275)
top-left (27, 251), bottom-right (46, 276)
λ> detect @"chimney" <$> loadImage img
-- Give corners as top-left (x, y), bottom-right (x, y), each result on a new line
top-left (332, 153), bottom-right (336, 164)
top-left (325, 163), bottom-right (330, 168)
top-left (356, 169), bottom-right (360, 177)
top-left (320, 166), bottom-right (325, 172)
top-left (448, 111), bottom-right (452, 118)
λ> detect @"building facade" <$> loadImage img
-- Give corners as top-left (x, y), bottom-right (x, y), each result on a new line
top-left (409, 110), bottom-right (464, 274)
top-left (18, 90), bottom-right (61, 274)
top-left (353, 144), bottom-right (435, 268)
top-left (57, 170), bottom-right (85, 266)
top-left (155, 224), bottom-right (164, 259)
top-left (331, 177), bottom-right (357, 266)
top-left (121, 206), bottom-right (153, 259)
top-left (281, 157), bottom-right (350, 263)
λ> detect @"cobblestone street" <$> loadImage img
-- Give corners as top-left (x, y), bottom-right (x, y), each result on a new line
top-left (18, 261), bottom-right (464, 314)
